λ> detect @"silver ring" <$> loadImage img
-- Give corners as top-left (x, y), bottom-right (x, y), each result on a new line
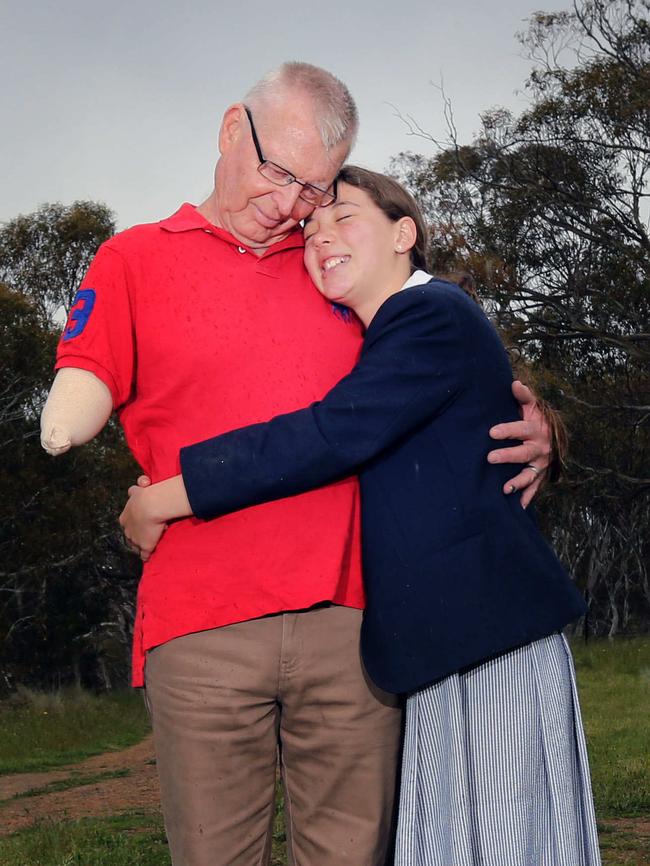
top-left (526, 464), bottom-right (541, 477)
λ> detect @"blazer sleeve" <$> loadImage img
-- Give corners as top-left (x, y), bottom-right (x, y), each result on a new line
top-left (181, 288), bottom-right (466, 518)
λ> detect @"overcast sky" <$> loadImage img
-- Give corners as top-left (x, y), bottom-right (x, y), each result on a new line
top-left (1, 0), bottom-right (569, 231)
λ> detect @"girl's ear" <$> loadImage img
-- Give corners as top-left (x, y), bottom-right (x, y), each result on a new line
top-left (394, 217), bottom-right (417, 255)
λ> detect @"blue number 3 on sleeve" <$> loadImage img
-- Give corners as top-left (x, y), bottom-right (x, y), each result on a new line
top-left (63, 289), bottom-right (97, 342)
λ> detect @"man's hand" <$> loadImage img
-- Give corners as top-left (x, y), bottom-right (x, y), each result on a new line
top-left (487, 380), bottom-right (551, 508)
top-left (119, 477), bottom-right (167, 562)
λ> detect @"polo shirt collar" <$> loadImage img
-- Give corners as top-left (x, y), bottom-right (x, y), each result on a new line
top-left (159, 203), bottom-right (305, 258)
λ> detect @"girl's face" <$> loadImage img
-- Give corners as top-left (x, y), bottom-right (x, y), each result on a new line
top-left (303, 182), bottom-right (410, 315)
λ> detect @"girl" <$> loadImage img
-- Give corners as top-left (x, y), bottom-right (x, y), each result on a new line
top-left (121, 166), bottom-right (601, 866)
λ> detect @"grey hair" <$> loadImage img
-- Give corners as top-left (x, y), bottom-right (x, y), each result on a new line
top-left (245, 62), bottom-right (358, 153)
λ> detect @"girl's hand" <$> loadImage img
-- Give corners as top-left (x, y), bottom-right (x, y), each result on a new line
top-left (119, 475), bottom-right (193, 561)
top-left (119, 484), bottom-right (167, 562)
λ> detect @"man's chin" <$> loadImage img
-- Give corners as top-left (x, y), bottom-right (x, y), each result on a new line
top-left (253, 207), bottom-right (283, 230)
top-left (245, 218), bottom-right (296, 247)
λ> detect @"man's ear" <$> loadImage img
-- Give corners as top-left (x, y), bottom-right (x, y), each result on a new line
top-left (394, 217), bottom-right (417, 255)
top-left (218, 104), bottom-right (245, 155)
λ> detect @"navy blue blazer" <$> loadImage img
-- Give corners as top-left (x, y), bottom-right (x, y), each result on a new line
top-left (180, 279), bottom-right (585, 693)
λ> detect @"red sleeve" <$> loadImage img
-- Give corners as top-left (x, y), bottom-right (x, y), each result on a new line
top-left (55, 242), bottom-right (135, 409)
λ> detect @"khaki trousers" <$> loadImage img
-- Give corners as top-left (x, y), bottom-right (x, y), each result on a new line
top-left (145, 605), bottom-right (403, 866)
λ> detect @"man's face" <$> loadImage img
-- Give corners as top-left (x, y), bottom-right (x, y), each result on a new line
top-left (212, 96), bottom-right (349, 250)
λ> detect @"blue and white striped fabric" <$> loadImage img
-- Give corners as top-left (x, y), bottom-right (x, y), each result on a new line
top-left (395, 633), bottom-right (601, 865)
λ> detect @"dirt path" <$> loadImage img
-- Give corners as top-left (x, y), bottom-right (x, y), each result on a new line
top-left (0, 736), bottom-right (160, 834)
top-left (599, 816), bottom-right (650, 864)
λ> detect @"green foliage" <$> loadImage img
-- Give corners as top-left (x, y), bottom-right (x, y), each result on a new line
top-left (0, 202), bottom-right (115, 328)
top-left (0, 689), bottom-right (149, 774)
top-left (0, 202), bottom-right (142, 691)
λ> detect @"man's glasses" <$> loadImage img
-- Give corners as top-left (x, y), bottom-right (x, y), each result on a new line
top-left (244, 106), bottom-right (336, 208)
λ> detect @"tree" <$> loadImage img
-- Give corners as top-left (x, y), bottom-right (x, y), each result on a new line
top-left (0, 201), bottom-right (115, 328)
top-left (391, 0), bottom-right (650, 636)
top-left (0, 203), bottom-right (141, 691)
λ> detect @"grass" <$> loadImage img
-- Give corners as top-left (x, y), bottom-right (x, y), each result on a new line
top-left (0, 803), bottom-right (287, 866)
top-left (0, 687), bottom-right (150, 774)
top-left (571, 636), bottom-right (650, 818)
top-left (0, 639), bottom-right (647, 865)
top-left (0, 813), bottom-right (169, 866)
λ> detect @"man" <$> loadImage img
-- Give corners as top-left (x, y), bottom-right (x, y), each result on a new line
top-left (44, 63), bottom-right (552, 866)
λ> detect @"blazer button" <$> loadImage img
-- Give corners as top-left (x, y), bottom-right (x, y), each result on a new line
top-left (237, 246), bottom-right (246, 254)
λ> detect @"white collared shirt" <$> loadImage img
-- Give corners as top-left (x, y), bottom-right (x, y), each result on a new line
top-left (400, 269), bottom-right (434, 291)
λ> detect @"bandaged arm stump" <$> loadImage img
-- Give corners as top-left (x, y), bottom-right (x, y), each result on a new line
top-left (41, 368), bottom-right (113, 456)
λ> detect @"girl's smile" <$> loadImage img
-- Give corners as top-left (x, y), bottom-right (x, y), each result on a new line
top-left (303, 182), bottom-right (417, 326)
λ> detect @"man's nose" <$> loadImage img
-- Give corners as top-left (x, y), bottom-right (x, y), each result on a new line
top-left (273, 182), bottom-right (303, 217)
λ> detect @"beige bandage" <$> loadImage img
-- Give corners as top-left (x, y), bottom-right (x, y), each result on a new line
top-left (40, 368), bottom-right (113, 456)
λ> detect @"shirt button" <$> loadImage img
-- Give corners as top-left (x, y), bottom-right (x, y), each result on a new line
top-left (237, 246), bottom-right (246, 254)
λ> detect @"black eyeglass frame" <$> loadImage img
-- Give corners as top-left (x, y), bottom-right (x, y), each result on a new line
top-left (243, 106), bottom-right (337, 208)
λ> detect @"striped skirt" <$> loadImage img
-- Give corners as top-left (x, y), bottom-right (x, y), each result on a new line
top-left (395, 633), bottom-right (601, 866)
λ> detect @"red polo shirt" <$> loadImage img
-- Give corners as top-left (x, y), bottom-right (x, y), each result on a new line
top-left (56, 204), bottom-right (365, 685)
